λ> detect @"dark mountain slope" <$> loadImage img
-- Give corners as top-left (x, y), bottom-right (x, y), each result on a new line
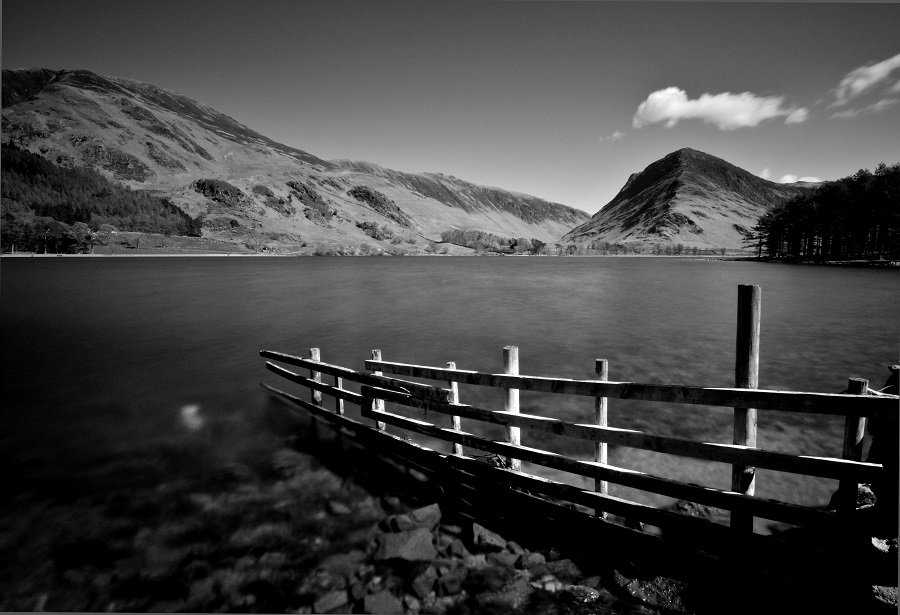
top-left (563, 148), bottom-right (816, 250)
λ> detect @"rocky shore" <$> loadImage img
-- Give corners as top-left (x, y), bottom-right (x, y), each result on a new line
top-left (1, 441), bottom-right (677, 614)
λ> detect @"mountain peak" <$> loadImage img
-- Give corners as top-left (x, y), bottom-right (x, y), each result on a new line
top-left (563, 148), bottom-right (814, 249)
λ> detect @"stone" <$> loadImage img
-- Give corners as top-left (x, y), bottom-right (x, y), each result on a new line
top-left (374, 528), bottom-right (438, 562)
top-left (381, 496), bottom-right (403, 513)
top-left (313, 590), bottom-right (349, 614)
top-left (384, 503), bottom-right (442, 532)
top-left (515, 551), bottom-right (546, 570)
top-left (565, 584), bottom-right (601, 603)
top-left (411, 566), bottom-right (439, 599)
top-left (448, 538), bottom-right (469, 559)
top-left (465, 565), bottom-right (515, 593)
top-left (327, 500), bottom-right (352, 515)
top-left (475, 571), bottom-right (533, 610)
top-left (612, 569), bottom-right (688, 612)
top-left (546, 558), bottom-right (582, 583)
top-left (532, 573), bottom-right (563, 592)
top-left (505, 540), bottom-right (525, 555)
top-left (363, 590), bottom-right (404, 614)
top-left (471, 522), bottom-right (506, 551)
top-left (487, 551), bottom-right (518, 569)
top-left (403, 594), bottom-right (422, 613)
top-left (440, 524), bottom-right (463, 536)
top-left (463, 553), bottom-right (488, 569)
top-left (436, 566), bottom-right (467, 596)
top-left (319, 551), bottom-right (367, 579)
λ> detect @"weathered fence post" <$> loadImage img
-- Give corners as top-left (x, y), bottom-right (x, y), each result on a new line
top-left (839, 378), bottom-right (868, 514)
top-left (732, 285), bottom-right (760, 533)
top-left (595, 358), bottom-right (609, 519)
top-left (309, 348), bottom-right (322, 407)
top-left (371, 349), bottom-right (386, 431)
top-left (504, 346), bottom-right (521, 471)
top-left (335, 374), bottom-right (344, 415)
top-left (447, 361), bottom-right (463, 456)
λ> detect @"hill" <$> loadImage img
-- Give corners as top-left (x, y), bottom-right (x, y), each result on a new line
top-left (1, 68), bottom-right (588, 253)
top-left (562, 148), bottom-right (816, 251)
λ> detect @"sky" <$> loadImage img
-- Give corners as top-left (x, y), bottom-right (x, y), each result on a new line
top-left (3, 1), bottom-right (899, 213)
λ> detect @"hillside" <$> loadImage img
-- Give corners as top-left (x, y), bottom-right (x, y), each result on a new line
top-left (563, 148), bottom-right (816, 251)
top-left (1, 68), bottom-right (588, 253)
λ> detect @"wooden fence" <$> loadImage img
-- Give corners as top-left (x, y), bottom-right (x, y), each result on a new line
top-left (259, 285), bottom-right (896, 556)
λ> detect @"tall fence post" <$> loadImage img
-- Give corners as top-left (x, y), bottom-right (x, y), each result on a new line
top-left (371, 349), bottom-right (386, 431)
top-left (732, 285), bottom-right (760, 533)
top-left (334, 374), bottom-right (344, 415)
top-left (595, 359), bottom-right (609, 519)
top-left (447, 361), bottom-right (463, 456)
top-left (504, 346), bottom-right (521, 471)
top-left (839, 378), bottom-right (868, 515)
top-left (309, 348), bottom-right (322, 407)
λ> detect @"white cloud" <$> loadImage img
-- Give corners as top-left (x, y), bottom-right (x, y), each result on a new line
top-left (779, 174), bottom-right (822, 184)
top-left (833, 53), bottom-right (900, 106)
top-left (632, 87), bottom-right (808, 130)
top-left (832, 97), bottom-right (900, 119)
top-left (759, 168), bottom-right (771, 180)
top-left (599, 130), bottom-right (626, 142)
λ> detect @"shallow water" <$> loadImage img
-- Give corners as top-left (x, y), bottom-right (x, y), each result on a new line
top-left (2, 256), bottom-right (897, 524)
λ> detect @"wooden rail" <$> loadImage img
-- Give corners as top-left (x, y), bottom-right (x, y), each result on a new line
top-left (259, 285), bottom-right (897, 549)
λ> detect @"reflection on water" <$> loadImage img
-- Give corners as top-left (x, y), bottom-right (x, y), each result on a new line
top-left (2, 257), bottom-right (898, 518)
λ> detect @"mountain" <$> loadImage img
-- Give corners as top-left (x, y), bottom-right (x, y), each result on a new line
top-left (1, 68), bottom-right (588, 252)
top-left (562, 148), bottom-right (817, 250)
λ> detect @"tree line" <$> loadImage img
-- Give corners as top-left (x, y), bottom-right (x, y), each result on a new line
top-left (749, 162), bottom-right (899, 261)
top-left (439, 229), bottom-right (546, 254)
top-left (1, 143), bottom-right (202, 253)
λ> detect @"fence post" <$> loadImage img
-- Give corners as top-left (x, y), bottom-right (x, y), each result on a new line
top-left (732, 285), bottom-right (760, 533)
top-left (309, 348), bottom-right (322, 407)
top-left (504, 346), bottom-right (521, 471)
top-left (594, 359), bottom-right (609, 519)
top-left (447, 361), bottom-right (463, 456)
top-left (335, 375), bottom-right (344, 415)
top-left (371, 349), bottom-right (386, 431)
top-left (839, 378), bottom-right (868, 514)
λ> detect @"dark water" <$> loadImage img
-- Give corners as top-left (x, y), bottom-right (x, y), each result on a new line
top-left (2, 256), bottom-right (897, 522)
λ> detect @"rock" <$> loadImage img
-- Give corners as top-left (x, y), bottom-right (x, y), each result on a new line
top-left (565, 584), bottom-right (601, 603)
top-left (487, 551), bottom-right (518, 569)
top-left (580, 575), bottom-right (602, 589)
top-left (448, 538), bottom-right (469, 559)
top-left (403, 594), bottom-right (421, 612)
top-left (327, 501), bottom-right (352, 515)
top-left (384, 503), bottom-right (442, 532)
top-left (505, 540), bottom-right (525, 555)
top-left (531, 573), bottom-right (563, 592)
top-left (348, 581), bottom-right (366, 601)
top-left (374, 528), bottom-right (438, 562)
top-left (314, 589), bottom-right (349, 614)
top-left (670, 499), bottom-right (716, 519)
top-left (440, 524), bottom-right (463, 536)
top-left (381, 496), bottom-right (403, 513)
top-left (827, 483), bottom-right (877, 511)
top-left (363, 590), bottom-right (404, 614)
top-left (546, 558), bottom-right (582, 583)
top-left (411, 566), bottom-right (439, 599)
top-left (612, 569), bottom-right (688, 612)
top-left (436, 566), bottom-right (467, 596)
top-left (872, 585), bottom-right (898, 606)
top-left (475, 570), bottom-right (533, 610)
top-left (471, 522), bottom-right (506, 551)
top-left (465, 564), bottom-right (515, 593)
top-left (463, 553), bottom-right (488, 569)
top-left (319, 550), bottom-right (367, 579)
top-left (515, 551), bottom-right (546, 570)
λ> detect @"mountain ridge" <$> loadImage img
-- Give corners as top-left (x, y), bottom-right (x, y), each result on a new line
top-left (563, 147), bottom-right (816, 249)
top-left (1, 68), bottom-right (588, 252)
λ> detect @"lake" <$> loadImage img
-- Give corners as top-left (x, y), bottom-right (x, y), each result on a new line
top-left (2, 256), bottom-right (897, 531)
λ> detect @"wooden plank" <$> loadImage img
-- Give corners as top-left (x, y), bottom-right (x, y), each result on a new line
top-left (504, 346), bottom-right (521, 471)
top-left (265, 362), bottom-right (367, 405)
top-left (732, 284), bottom-right (760, 532)
top-left (364, 359), bottom-right (898, 416)
top-left (310, 347), bottom-right (323, 406)
top-left (359, 384), bottom-right (882, 483)
top-left (360, 402), bottom-right (841, 528)
top-left (261, 350), bottom-right (451, 401)
top-left (447, 361), bottom-right (462, 456)
top-left (595, 358), bottom-right (609, 518)
top-left (839, 378), bottom-right (869, 515)
top-left (371, 350), bottom-right (386, 431)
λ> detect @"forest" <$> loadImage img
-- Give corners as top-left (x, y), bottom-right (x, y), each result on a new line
top-left (439, 229), bottom-right (546, 254)
top-left (752, 162), bottom-right (899, 261)
top-left (1, 143), bottom-right (201, 253)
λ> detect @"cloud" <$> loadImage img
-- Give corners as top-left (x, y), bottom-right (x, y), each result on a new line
top-left (632, 87), bottom-right (808, 130)
top-left (779, 174), bottom-right (822, 184)
top-left (599, 130), bottom-right (625, 142)
top-left (833, 53), bottom-right (900, 106)
top-left (832, 97), bottom-right (899, 119)
top-left (759, 168), bottom-right (771, 180)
